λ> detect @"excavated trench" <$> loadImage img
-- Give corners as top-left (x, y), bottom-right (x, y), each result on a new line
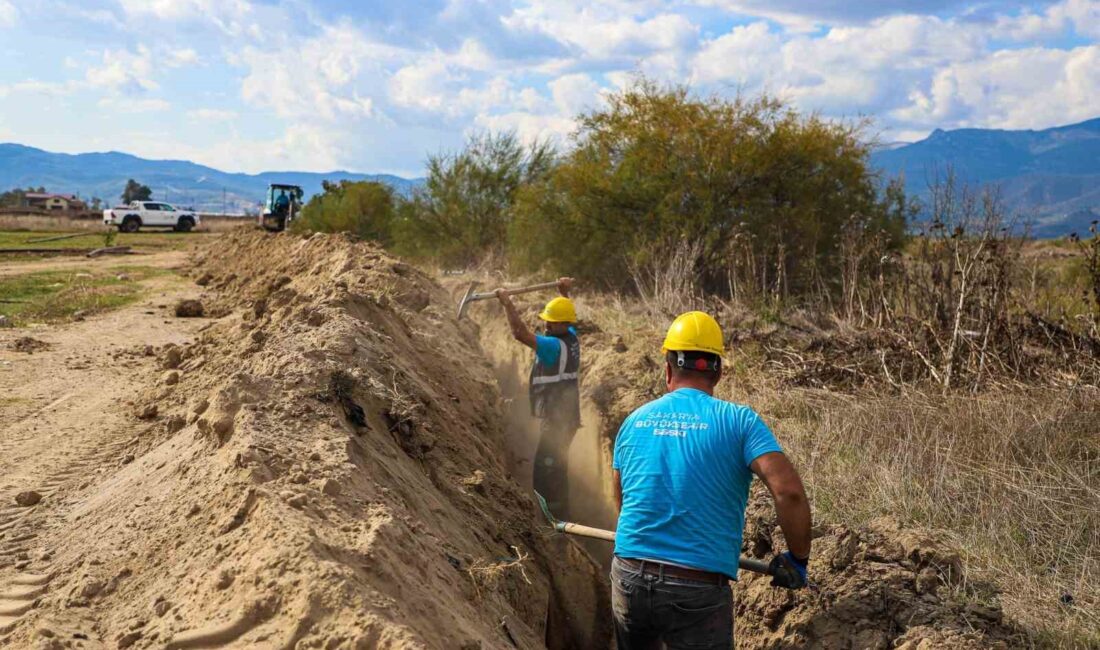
top-left (467, 287), bottom-right (1036, 650)
top-left (469, 310), bottom-right (619, 571)
top-left (0, 231), bottom-right (1033, 649)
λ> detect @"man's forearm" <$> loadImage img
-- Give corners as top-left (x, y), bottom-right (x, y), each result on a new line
top-left (499, 296), bottom-right (536, 348)
top-left (774, 492), bottom-right (812, 558)
top-left (502, 300), bottom-right (525, 337)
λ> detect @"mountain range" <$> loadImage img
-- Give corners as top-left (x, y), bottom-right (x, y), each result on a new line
top-left (0, 144), bottom-right (421, 214)
top-left (1, 116), bottom-right (1098, 236)
top-left (871, 117), bottom-right (1100, 237)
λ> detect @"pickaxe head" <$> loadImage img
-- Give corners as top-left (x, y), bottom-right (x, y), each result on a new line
top-left (456, 281), bottom-right (480, 319)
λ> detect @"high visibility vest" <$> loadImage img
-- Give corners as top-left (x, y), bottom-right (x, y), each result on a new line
top-left (529, 331), bottom-right (581, 426)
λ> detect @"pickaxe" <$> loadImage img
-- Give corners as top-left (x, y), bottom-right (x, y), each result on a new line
top-left (456, 280), bottom-right (563, 319)
top-left (534, 492), bottom-right (775, 577)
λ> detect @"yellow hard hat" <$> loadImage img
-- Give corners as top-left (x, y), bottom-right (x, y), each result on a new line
top-left (539, 297), bottom-right (577, 323)
top-left (661, 311), bottom-right (724, 355)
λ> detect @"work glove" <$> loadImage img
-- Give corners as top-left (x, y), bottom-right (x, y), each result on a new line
top-left (769, 551), bottom-right (808, 590)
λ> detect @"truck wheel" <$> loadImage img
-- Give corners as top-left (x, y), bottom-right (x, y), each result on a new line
top-left (175, 217), bottom-right (195, 232)
top-left (120, 216), bottom-right (140, 233)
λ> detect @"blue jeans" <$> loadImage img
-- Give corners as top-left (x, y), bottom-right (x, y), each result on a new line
top-left (611, 556), bottom-right (733, 649)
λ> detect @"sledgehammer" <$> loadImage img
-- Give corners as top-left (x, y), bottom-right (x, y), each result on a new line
top-left (456, 280), bottom-right (563, 319)
top-left (534, 492), bottom-right (774, 577)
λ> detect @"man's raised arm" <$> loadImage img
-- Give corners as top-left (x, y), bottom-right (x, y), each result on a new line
top-left (495, 289), bottom-right (537, 349)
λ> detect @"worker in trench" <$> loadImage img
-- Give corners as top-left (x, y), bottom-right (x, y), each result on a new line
top-left (494, 278), bottom-right (579, 518)
top-left (611, 311), bottom-right (812, 649)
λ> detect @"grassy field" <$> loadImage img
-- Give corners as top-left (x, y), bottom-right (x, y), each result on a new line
top-left (0, 265), bottom-right (172, 326)
top-left (0, 229), bottom-right (223, 265)
top-left (0, 229), bottom-right (218, 253)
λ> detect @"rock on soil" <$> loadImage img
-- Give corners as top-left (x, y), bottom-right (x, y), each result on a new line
top-left (173, 299), bottom-right (204, 318)
top-left (8, 336), bottom-right (50, 353)
top-left (15, 490), bottom-right (42, 506)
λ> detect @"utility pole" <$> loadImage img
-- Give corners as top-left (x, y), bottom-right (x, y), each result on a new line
top-left (223, 187), bottom-right (227, 216)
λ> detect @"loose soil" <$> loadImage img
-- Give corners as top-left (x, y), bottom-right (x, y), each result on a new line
top-left (0, 231), bottom-right (609, 649)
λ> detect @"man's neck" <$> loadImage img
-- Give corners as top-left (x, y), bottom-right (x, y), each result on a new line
top-left (668, 378), bottom-right (715, 395)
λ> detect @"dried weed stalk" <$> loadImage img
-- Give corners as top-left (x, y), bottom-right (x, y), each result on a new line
top-left (467, 545), bottom-right (532, 599)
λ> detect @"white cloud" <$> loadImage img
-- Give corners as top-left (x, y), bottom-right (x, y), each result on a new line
top-left (236, 24), bottom-right (396, 121)
top-left (97, 96), bottom-right (172, 113)
top-left (389, 57), bottom-right (457, 112)
top-left (117, 0), bottom-right (253, 35)
top-left (894, 45), bottom-right (1100, 130)
top-left (688, 14), bottom-right (989, 114)
top-left (473, 111), bottom-right (576, 145)
top-left (2, 79), bottom-right (79, 97)
top-left (994, 0), bottom-right (1100, 40)
top-left (85, 46), bottom-right (158, 93)
top-left (549, 73), bottom-right (602, 116)
top-left (168, 48), bottom-right (199, 67)
top-left (0, 0), bottom-right (18, 28)
top-left (691, 21), bottom-right (782, 86)
top-left (504, 5), bottom-right (699, 60)
top-left (187, 108), bottom-right (237, 122)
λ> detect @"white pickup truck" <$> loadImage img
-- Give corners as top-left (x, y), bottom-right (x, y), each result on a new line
top-left (103, 201), bottom-right (200, 233)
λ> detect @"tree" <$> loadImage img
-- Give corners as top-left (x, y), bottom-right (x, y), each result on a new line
top-left (0, 187), bottom-right (44, 208)
top-left (90, 197), bottom-right (103, 211)
top-left (394, 131), bottom-right (555, 267)
top-left (121, 179), bottom-right (152, 203)
top-left (509, 80), bottom-right (907, 299)
top-left (293, 180), bottom-right (396, 244)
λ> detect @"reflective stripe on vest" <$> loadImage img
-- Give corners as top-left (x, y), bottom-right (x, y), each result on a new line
top-left (530, 338), bottom-right (579, 385)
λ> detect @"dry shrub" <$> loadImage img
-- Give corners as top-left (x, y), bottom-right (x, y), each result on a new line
top-left (758, 386), bottom-right (1100, 645)
top-left (628, 237), bottom-right (707, 317)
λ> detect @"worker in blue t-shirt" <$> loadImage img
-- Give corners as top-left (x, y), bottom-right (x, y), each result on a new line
top-left (611, 311), bottom-right (812, 649)
top-left (494, 278), bottom-right (580, 516)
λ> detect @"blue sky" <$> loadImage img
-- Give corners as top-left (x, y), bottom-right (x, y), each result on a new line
top-left (0, 0), bottom-right (1096, 176)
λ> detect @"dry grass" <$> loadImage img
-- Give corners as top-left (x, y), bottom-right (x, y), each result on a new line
top-left (746, 386), bottom-right (1099, 646)
top-left (466, 546), bottom-right (532, 599)
top-left (574, 289), bottom-right (1100, 647)
top-left (0, 266), bottom-right (169, 325)
top-left (0, 213), bottom-right (253, 233)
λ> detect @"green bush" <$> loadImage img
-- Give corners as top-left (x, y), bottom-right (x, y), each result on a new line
top-left (393, 132), bottom-right (555, 267)
top-left (509, 80), bottom-right (907, 297)
top-left (294, 180), bottom-right (396, 244)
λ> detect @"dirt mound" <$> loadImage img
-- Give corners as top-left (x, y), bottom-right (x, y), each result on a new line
top-left (737, 493), bottom-right (1026, 649)
top-left (8, 336), bottom-right (51, 353)
top-left (4, 231), bottom-right (609, 649)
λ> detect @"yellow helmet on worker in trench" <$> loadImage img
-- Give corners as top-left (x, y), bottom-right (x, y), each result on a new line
top-left (661, 311), bottom-right (725, 356)
top-left (539, 297), bottom-right (577, 323)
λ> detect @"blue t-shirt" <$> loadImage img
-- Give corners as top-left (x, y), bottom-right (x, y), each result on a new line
top-left (534, 327), bottom-right (577, 367)
top-left (612, 388), bottom-right (782, 578)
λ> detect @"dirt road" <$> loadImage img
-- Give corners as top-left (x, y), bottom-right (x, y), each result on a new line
top-left (0, 258), bottom-right (203, 639)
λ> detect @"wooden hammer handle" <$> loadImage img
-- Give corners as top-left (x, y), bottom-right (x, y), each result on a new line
top-left (471, 280), bottom-right (563, 302)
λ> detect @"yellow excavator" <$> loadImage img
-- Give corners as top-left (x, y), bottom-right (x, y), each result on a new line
top-left (259, 183), bottom-right (304, 232)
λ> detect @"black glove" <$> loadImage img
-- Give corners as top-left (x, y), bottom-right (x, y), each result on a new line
top-left (769, 551), bottom-right (808, 590)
